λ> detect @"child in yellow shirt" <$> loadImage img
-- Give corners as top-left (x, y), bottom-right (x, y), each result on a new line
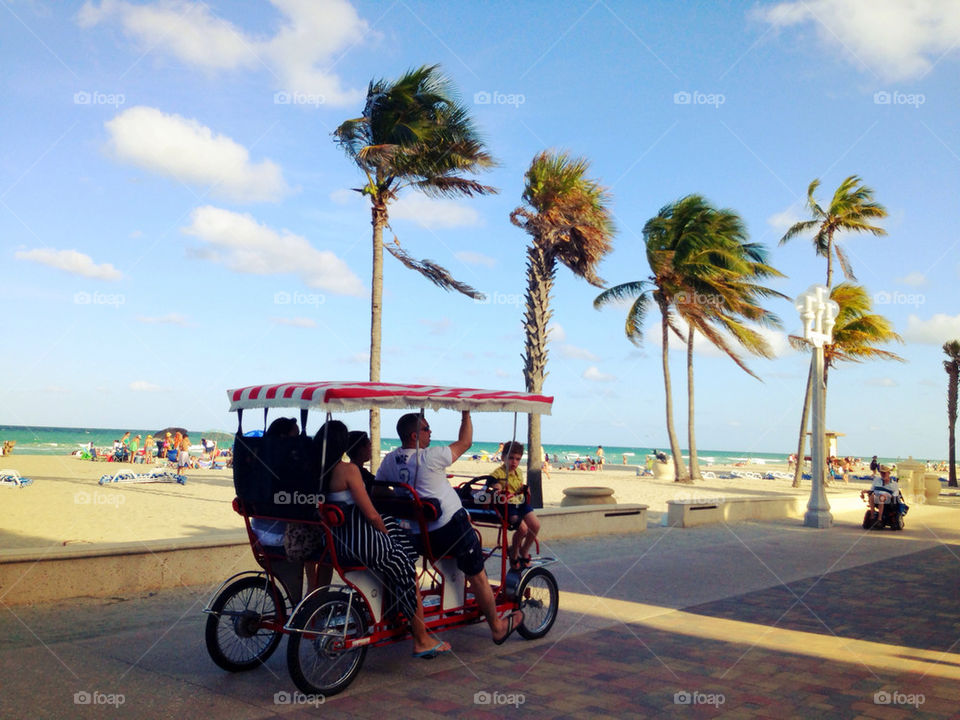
top-left (490, 441), bottom-right (541, 569)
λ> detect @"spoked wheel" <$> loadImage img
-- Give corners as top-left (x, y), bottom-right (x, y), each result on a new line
top-left (286, 590), bottom-right (368, 697)
top-left (205, 576), bottom-right (285, 672)
top-left (516, 567), bottom-right (558, 640)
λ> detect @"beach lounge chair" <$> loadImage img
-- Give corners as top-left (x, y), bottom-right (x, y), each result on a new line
top-left (1, 469), bottom-right (32, 487)
top-left (98, 470), bottom-right (186, 485)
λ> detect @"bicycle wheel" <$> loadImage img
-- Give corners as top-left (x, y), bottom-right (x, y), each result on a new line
top-left (286, 590), bottom-right (368, 696)
top-left (205, 575), bottom-right (285, 672)
top-left (516, 567), bottom-right (558, 640)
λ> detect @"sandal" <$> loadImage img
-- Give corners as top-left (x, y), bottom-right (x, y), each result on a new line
top-left (493, 611), bottom-right (523, 646)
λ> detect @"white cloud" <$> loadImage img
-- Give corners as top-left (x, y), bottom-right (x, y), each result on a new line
top-left (182, 205), bottom-right (364, 297)
top-left (391, 195), bottom-right (481, 229)
top-left (456, 250), bottom-right (497, 268)
top-left (345, 352), bottom-right (369, 365)
top-left (897, 271), bottom-right (926, 286)
top-left (137, 313), bottom-right (189, 325)
top-left (643, 319), bottom-right (794, 359)
top-left (756, 0), bottom-right (960, 81)
top-left (904, 313), bottom-right (960, 344)
top-left (865, 377), bottom-right (897, 387)
top-left (129, 380), bottom-right (162, 392)
top-left (14, 248), bottom-right (122, 280)
top-left (583, 366), bottom-right (616, 382)
top-left (106, 106), bottom-right (289, 203)
top-left (767, 204), bottom-right (805, 231)
top-left (558, 344), bottom-right (600, 361)
top-left (547, 323), bottom-right (566, 343)
top-left (272, 317), bottom-right (317, 328)
top-left (79, 0), bottom-right (368, 106)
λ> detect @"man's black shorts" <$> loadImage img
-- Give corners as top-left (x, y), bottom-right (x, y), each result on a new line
top-left (412, 508), bottom-right (484, 577)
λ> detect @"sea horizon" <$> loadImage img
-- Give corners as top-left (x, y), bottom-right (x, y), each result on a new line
top-left (0, 424), bottom-right (940, 465)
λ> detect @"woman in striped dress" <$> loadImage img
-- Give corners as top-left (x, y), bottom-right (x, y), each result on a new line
top-left (315, 420), bottom-right (450, 659)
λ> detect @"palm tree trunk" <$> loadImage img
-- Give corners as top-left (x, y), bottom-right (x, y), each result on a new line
top-left (658, 301), bottom-right (689, 482)
top-left (522, 244), bottom-right (555, 507)
top-left (686, 327), bottom-right (701, 482)
top-left (948, 366), bottom-right (958, 487)
top-left (368, 199), bottom-right (387, 471)
top-left (791, 358), bottom-right (814, 488)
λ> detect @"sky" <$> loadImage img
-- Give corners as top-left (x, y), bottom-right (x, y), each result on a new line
top-left (2, 0), bottom-right (959, 459)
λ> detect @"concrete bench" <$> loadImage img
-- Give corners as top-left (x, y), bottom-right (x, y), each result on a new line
top-left (667, 495), bottom-right (807, 527)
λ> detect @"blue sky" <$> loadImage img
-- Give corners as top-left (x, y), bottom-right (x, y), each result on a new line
top-left (2, 0), bottom-right (959, 459)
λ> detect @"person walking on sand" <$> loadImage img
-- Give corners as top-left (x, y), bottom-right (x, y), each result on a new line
top-left (596, 445), bottom-right (604, 471)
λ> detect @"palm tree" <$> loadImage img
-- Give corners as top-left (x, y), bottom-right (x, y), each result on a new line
top-left (334, 65), bottom-right (496, 467)
top-left (674, 220), bottom-right (786, 480)
top-left (787, 283), bottom-right (904, 486)
top-left (944, 340), bottom-right (960, 487)
top-left (511, 151), bottom-right (615, 505)
top-left (780, 176), bottom-right (888, 485)
top-left (595, 196), bottom-right (785, 482)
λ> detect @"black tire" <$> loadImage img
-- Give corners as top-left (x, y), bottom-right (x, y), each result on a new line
top-left (515, 567), bottom-right (558, 640)
top-left (205, 576), bottom-right (285, 672)
top-left (893, 513), bottom-right (905, 531)
top-left (862, 510), bottom-right (873, 529)
top-left (286, 590), bottom-right (368, 697)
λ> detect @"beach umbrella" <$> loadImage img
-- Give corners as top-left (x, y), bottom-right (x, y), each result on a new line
top-left (155, 426), bottom-right (189, 438)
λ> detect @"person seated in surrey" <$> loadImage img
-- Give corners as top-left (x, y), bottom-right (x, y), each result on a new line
top-left (860, 464), bottom-right (901, 512)
top-left (346, 430), bottom-right (377, 493)
top-left (286, 420), bottom-right (449, 659)
top-left (376, 412), bottom-right (523, 646)
top-left (489, 441), bottom-right (541, 570)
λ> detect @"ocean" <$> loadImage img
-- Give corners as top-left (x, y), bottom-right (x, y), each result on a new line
top-left (0, 424), bottom-right (904, 465)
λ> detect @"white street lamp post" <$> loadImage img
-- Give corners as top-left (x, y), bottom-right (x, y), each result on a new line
top-left (796, 285), bottom-right (840, 529)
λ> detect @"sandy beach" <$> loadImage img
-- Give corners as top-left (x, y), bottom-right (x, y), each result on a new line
top-left (1, 454), bottom-right (871, 551)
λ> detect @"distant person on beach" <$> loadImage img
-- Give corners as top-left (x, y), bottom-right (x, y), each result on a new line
top-left (870, 456), bottom-right (880, 478)
top-left (178, 434), bottom-right (191, 472)
top-left (541, 449), bottom-right (551, 480)
top-left (596, 445), bottom-right (604, 470)
top-left (490, 441), bottom-right (541, 570)
top-left (130, 434), bottom-right (142, 463)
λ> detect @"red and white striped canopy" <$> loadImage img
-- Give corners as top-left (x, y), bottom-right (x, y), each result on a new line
top-left (227, 382), bottom-right (553, 415)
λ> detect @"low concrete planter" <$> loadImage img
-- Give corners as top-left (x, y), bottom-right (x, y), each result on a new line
top-left (561, 486), bottom-right (616, 506)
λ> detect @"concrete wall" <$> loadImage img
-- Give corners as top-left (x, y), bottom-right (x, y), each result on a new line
top-left (1, 504), bottom-right (647, 605)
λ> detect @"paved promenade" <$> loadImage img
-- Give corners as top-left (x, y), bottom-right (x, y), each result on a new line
top-left (2, 501), bottom-right (959, 719)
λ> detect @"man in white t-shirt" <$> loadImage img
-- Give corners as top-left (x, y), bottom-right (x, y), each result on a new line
top-left (861, 464), bottom-right (901, 513)
top-left (377, 411), bottom-right (522, 646)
